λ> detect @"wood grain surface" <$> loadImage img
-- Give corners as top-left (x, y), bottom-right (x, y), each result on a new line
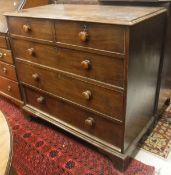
top-left (5, 4), bottom-right (166, 25)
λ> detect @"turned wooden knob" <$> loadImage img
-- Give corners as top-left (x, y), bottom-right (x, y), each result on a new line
top-left (81, 60), bottom-right (91, 70)
top-left (23, 24), bottom-right (31, 33)
top-left (82, 90), bottom-right (92, 100)
top-left (0, 52), bottom-right (3, 58)
top-left (37, 96), bottom-right (45, 104)
top-left (7, 86), bottom-right (11, 92)
top-left (32, 73), bottom-right (39, 81)
top-left (85, 117), bottom-right (95, 128)
top-left (3, 67), bottom-right (7, 74)
top-left (27, 48), bottom-right (35, 56)
top-left (78, 31), bottom-right (88, 42)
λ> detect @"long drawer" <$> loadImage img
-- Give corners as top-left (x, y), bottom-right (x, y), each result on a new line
top-left (55, 20), bottom-right (126, 54)
top-left (16, 60), bottom-right (124, 121)
top-left (24, 85), bottom-right (123, 149)
top-left (0, 75), bottom-right (21, 100)
top-left (0, 61), bottom-right (17, 81)
top-left (0, 48), bottom-right (13, 64)
top-left (12, 39), bottom-right (124, 87)
top-left (8, 17), bottom-right (54, 41)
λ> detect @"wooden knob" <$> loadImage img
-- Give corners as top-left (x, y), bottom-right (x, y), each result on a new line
top-left (81, 60), bottom-right (91, 70)
top-left (23, 24), bottom-right (31, 33)
top-left (27, 48), bottom-right (35, 56)
top-left (85, 118), bottom-right (95, 128)
top-left (7, 86), bottom-right (11, 92)
top-left (0, 52), bottom-right (3, 58)
top-left (37, 96), bottom-right (45, 104)
top-left (32, 73), bottom-right (39, 81)
top-left (3, 67), bottom-right (7, 74)
top-left (78, 31), bottom-right (88, 42)
top-left (82, 90), bottom-right (92, 100)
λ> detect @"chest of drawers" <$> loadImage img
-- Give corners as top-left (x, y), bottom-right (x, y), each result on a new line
top-left (5, 4), bottom-right (166, 170)
top-left (0, 33), bottom-right (22, 105)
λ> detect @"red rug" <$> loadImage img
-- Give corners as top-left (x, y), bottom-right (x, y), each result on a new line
top-left (0, 97), bottom-right (155, 175)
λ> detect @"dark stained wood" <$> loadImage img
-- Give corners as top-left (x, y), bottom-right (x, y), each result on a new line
top-left (16, 60), bottom-right (124, 121)
top-left (12, 39), bottom-right (124, 87)
top-left (0, 61), bottom-right (17, 81)
top-left (124, 13), bottom-right (166, 151)
top-left (0, 75), bottom-right (21, 100)
top-left (55, 21), bottom-right (126, 54)
top-left (0, 0), bottom-right (53, 106)
top-left (24, 85), bottom-right (124, 149)
top-left (7, 17), bottom-right (54, 42)
top-left (6, 4), bottom-right (166, 171)
top-left (0, 48), bottom-right (13, 64)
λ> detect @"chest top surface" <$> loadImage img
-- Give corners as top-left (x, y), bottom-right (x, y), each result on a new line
top-left (4, 4), bottom-right (166, 25)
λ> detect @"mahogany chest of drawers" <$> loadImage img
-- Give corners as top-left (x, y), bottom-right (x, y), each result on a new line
top-left (5, 4), bottom-right (166, 170)
top-left (0, 0), bottom-right (22, 105)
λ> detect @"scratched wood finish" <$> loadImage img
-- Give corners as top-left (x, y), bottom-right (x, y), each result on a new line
top-left (16, 60), bottom-right (124, 121)
top-left (12, 38), bottom-right (124, 87)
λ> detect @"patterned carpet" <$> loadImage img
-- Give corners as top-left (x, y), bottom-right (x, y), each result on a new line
top-left (0, 97), bottom-right (155, 175)
top-left (139, 105), bottom-right (171, 158)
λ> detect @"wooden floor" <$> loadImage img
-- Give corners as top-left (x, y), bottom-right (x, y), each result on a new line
top-left (0, 110), bottom-right (12, 175)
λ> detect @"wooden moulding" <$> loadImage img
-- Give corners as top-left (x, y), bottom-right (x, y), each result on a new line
top-left (22, 101), bottom-right (155, 171)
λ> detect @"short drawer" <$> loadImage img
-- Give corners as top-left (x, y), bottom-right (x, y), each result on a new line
top-left (0, 61), bottom-right (17, 80)
top-left (0, 36), bottom-right (7, 49)
top-left (55, 20), bottom-right (125, 54)
top-left (7, 17), bottom-right (54, 41)
top-left (12, 39), bottom-right (124, 87)
top-left (0, 48), bottom-right (13, 64)
top-left (16, 61), bottom-right (124, 121)
top-left (0, 75), bottom-right (21, 100)
top-left (24, 86), bottom-right (123, 149)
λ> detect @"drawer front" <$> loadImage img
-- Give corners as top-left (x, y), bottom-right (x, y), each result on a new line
top-left (13, 39), bottom-right (124, 87)
top-left (0, 36), bottom-right (7, 49)
top-left (8, 17), bottom-right (54, 41)
top-left (0, 61), bottom-right (17, 80)
top-left (0, 48), bottom-right (13, 64)
top-left (24, 86), bottom-right (123, 149)
top-left (55, 21), bottom-right (125, 54)
top-left (0, 76), bottom-right (21, 100)
top-left (16, 61), bottom-right (124, 121)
